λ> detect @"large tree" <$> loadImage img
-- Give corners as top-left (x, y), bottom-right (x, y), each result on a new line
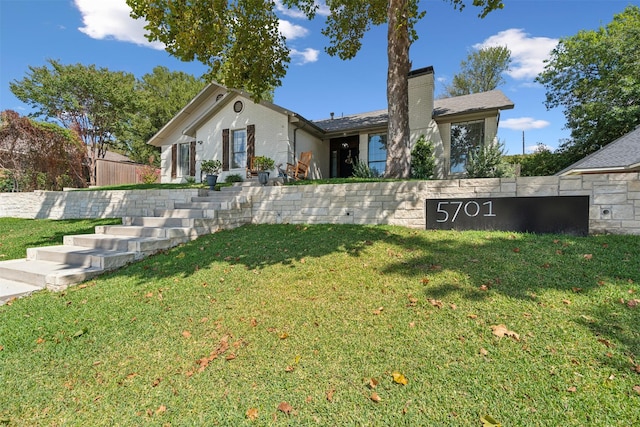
top-left (10, 59), bottom-right (138, 185)
top-left (536, 5), bottom-right (640, 160)
top-left (128, 0), bottom-right (503, 178)
top-left (441, 46), bottom-right (511, 97)
top-left (115, 66), bottom-right (206, 165)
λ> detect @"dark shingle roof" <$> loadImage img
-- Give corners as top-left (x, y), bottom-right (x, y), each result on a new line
top-left (433, 90), bottom-right (514, 118)
top-left (558, 126), bottom-right (640, 175)
top-left (312, 90), bottom-right (514, 133)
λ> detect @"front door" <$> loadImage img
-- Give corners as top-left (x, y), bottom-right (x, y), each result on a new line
top-left (330, 136), bottom-right (359, 178)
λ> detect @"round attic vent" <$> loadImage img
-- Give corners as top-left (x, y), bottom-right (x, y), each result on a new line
top-left (233, 100), bottom-right (243, 113)
top-left (216, 93), bottom-right (224, 101)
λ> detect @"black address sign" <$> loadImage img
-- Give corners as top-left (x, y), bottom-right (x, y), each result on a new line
top-left (426, 196), bottom-right (589, 236)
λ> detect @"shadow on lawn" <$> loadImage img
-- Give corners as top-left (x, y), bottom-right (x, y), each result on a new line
top-left (103, 223), bottom-right (639, 368)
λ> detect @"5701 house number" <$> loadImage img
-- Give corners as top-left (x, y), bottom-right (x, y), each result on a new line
top-left (434, 200), bottom-right (496, 223)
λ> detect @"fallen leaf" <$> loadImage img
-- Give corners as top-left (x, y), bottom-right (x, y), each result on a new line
top-left (479, 284), bottom-right (489, 291)
top-left (277, 401), bottom-right (293, 415)
top-left (225, 353), bottom-right (236, 361)
top-left (368, 378), bottom-right (379, 389)
top-left (285, 365), bottom-right (295, 372)
top-left (571, 287), bottom-right (582, 293)
top-left (468, 314), bottom-right (478, 319)
top-left (392, 372), bottom-right (408, 385)
top-left (583, 254), bottom-right (593, 260)
top-left (246, 407), bottom-right (258, 420)
top-left (370, 392), bottom-right (381, 403)
top-left (427, 299), bottom-right (443, 308)
top-left (152, 378), bottom-right (162, 387)
top-left (36, 337), bottom-right (45, 344)
top-left (598, 338), bottom-right (614, 348)
top-left (421, 277), bottom-right (430, 284)
top-left (480, 348), bottom-right (488, 356)
top-left (155, 405), bottom-right (167, 415)
top-left (480, 414), bottom-right (501, 427)
top-left (449, 303), bottom-right (457, 310)
top-left (250, 318), bottom-right (258, 327)
top-left (513, 247), bottom-right (520, 253)
top-left (326, 388), bottom-right (335, 402)
top-left (633, 385), bottom-right (640, 395)
top-left (279, 332), bottom-right (289, 340)
top-left (491, 324), bottom-right (520, 340)
top-left (627, 299), bottom-right (639, 308)
top-left (562, 299), bottom-right (571, 305)
top-left (0, 345), bottom-right (4, 351)
top-left (182, 330), bottom-right (192, 339)
top-left (567, 386), bottom-right (577, 393)
top-left (372, 306), bottom-right (384, 315)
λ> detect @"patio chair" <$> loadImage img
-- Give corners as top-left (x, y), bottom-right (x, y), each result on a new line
top-left (286, 151), bottom-right (312, 180)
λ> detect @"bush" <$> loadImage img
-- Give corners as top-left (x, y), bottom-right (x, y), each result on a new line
top-left (466, 141), bottom-right (515, 178)
top-left (411, 135), bottom-right (435, 179)
top-left (225, 174), bottom-right (243, 183)
top-left (351, 160), bottom-right (380, 178)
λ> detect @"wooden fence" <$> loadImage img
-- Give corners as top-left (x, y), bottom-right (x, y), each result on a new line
top-left (95, 159), bottom-right (160, 187)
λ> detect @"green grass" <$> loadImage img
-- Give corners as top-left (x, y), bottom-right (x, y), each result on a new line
top-left (0, 217), bottom-right (122, 260)
top-left (1, 223), bottom-right (639, 425)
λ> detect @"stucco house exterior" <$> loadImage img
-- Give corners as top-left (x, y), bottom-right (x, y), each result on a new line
top-left (147, 66), bottom-right (514, 182)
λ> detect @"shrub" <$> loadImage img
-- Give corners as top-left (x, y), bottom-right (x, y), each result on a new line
top-left (352, 160), bottom-right (380, 178)
top-left (411, 135), bottom-right (435, 179)
top-left (466, 140), bottom-right (515, 178)
top-left (253, 156), bottom-right (275, 171)
top-left (225, 174), bottom-right (243, 183)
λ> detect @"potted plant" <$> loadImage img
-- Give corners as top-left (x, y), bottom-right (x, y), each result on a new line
top-left (253, 156), bottom-right (275, 185)
top-left (201, 159), bottom-right (222, 190)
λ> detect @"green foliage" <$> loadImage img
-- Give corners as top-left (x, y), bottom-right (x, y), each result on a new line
top-left (442, 46), bottom-right (511, 97)
top-left (114, 66), bottom-right (206, 165)
top-left (253, 156), bottom-right (275, 171)
top-left (536, 5), bottom-right (640, 158)
top-left (1, 222), bottom-right (639, 425)
top-left (410, 135), bottom-right (435, 179)
top-left (465, 140), bottom-right (515, 178)
top-left (351, 160), bottom-right (380, 178)
top-left (505, 145), bottom-right (569, 176)
top-left (224, 173), bottom-right (244, 183)
top-left (200, 159), bottom-right (223, 175)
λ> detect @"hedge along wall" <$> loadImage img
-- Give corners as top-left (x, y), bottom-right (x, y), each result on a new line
top-left (1, 174), bottom-right (639, 235)
top-left (245, 173), bottom-right (640, 235)
top-left (0, 189), bottom-right (205, 219)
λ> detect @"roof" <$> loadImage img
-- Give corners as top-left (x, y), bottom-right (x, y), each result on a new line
top-left (311, 90), bottom-right (514, 134)
top-left (433, 90), bottom-right (514, 119)
top-left (558, 126), bottom-right (640, 175)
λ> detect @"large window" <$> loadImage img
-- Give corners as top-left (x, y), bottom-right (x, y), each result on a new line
top-left (450, 120), bottom-right (485, 174)
top-left (368, 133), bottom-right (387, 176)
top-left (232, 129), bottom-right (247, 169)
top-left (178, 142), bottom-right (191, 177)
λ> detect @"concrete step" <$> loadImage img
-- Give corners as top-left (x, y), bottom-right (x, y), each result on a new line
top-left (154, 208), bottom-right (210, 218)
top-left (26, 245), bottom-right (136, 269)
top-left (63, 234), bottom-right (172, 255)
top-left (0, 258), bottom-right (104, 290)
top-left (175, 201), bottom-right (222, 210)
top-left (97, 225), bottom-right (169, 238)
top-left (123, 216), bottom-right (196, 227)
top-left (0, 277), bottom-right (43, 304)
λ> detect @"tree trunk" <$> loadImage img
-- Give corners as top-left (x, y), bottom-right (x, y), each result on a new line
top-left (385, 0), bottom-right (412, 179)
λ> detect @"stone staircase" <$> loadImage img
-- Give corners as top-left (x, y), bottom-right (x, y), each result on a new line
top-left (0, 187), bottom-right (252, 304)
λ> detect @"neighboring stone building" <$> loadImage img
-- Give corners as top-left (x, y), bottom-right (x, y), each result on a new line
top-left (148, 67), bottom-right (514, 182)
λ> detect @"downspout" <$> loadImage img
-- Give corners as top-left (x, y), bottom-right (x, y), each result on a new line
top-left (291, 117), bottom-right (307, 162)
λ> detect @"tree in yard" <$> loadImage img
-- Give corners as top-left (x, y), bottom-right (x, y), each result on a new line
top-left (536, 5), bottom-right (640, 161)
top-left (115, 66), bottom-right (206, 165)
top-left (0, 110), bottom-right (87, 192)
top-left (441, 46), bottom-right (511, 97)
top-left (9, 59), bottom-right (138, 186)
top-left (127, 0), bottom-right (504, 178)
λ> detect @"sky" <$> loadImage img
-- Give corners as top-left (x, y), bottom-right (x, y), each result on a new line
top-left (0, 0), bottom-right (637, 155)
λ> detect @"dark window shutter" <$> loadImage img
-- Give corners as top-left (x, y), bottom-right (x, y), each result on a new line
top-left (247, 124), bottom-right (255, 168)
top-left (222, 129), bottom-right (230, 171)
top-left (190, 140), bottom-right (196, 176)
top-left (171, 144), bottom-right (177, 178)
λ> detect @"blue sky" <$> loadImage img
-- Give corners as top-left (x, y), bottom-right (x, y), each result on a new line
top-left (1, 0), bottom-right (636, 155)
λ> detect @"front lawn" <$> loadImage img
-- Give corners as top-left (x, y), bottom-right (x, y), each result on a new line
top-left (0, 223), bottom-right (638, 425)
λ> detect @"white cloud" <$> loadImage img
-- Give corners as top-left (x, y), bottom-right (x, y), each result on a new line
top-left (525, 143), bottom-right (554, 153)
top-left (279, 20), bottom-right (309, 40)
top-left (500, 117), bottom-right (550, 131)
top-left (74, 0), bottom-right (164, 50)
top-left (474, 29), bottom-right (558, 80)
top-left (275, 1), bottom-right (330, 18)
top-left (290, 48), bottom-right (320, 65)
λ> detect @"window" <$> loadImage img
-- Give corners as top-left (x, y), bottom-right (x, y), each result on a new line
top-left (231, 129), bottom-right (247, 169)
top-left (178, 143), bottom-right (191, 176)
top-left (450, 120), bottom-right (485, 174)
top-left (368, 133), bottom-right (387, 176)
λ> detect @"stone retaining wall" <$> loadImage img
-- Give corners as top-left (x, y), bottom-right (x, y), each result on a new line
top-left (1, 174), bottom-right (639, 234)
top-left (0, 189), bottom-right (206, 219)
top-left (244, 173), bottom-right (640, 235)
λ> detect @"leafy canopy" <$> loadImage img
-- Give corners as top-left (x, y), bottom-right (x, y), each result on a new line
top-left (536, 5), bottom-right (640, 159)
top-left (442, 46), bottom-right (511, 97)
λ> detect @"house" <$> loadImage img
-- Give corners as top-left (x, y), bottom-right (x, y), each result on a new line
top-left (147, 66), bottom-right (514, 182)
top-left (558, 125), bottom-right (640, 175)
